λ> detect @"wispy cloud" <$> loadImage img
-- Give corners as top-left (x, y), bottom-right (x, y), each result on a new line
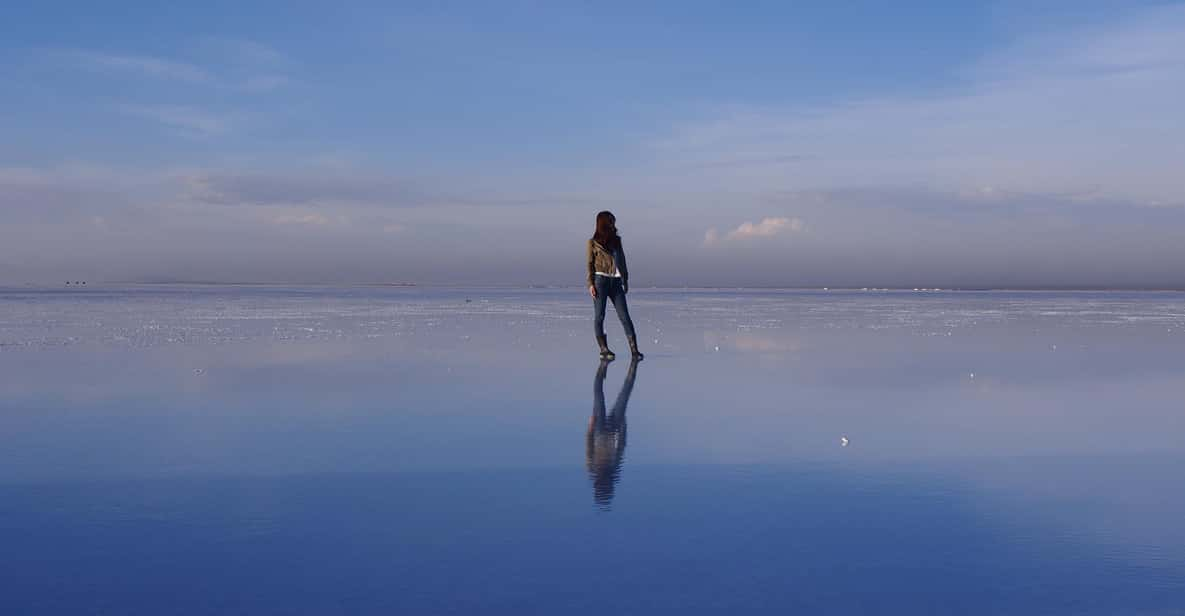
top-left (185, 171), bottom-right (429, 207)
top-left (653, 4), bottom-right (1185, 206)
top-left (199, 38), bottom-right (293, 92)
top-left (115, 104), bottom-right (231, 138)
top-left (53, 49), bottom-right (213, 83)
top-left (241, 74), bottom-right (290, 92)
top-left (271, 213), bottom-right (331, 226)
top-left (201, 37), bottom-right (287, 66)
top-left (10, 6), bottom-right (1185, 286)
top-left (45, 40), bottom-right (292, 139)
top-left (8, 162), bottom-right (1185, 286)
top-left (705, 217), bottom-right (804, 245)
top-left (48, 40), bottom-right (291, 93)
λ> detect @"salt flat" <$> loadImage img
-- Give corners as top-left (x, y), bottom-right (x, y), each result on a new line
top-left (1, 285), bottom-right (1183, 614)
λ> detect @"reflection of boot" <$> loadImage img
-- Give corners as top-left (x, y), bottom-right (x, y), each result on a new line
top-left (597, 335), bottom-right (615, 360)
top-left (627, 336), bottom-right (644, 360)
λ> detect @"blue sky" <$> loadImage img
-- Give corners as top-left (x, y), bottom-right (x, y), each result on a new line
top-left (3, 1), bottom-right (1184, 286)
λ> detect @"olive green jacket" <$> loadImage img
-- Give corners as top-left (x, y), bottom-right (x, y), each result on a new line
top-left (586, 239), bottom-right (629, 287)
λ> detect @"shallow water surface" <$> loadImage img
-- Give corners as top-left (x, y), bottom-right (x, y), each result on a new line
top-left (1, 286), bottom-right (1183, 614)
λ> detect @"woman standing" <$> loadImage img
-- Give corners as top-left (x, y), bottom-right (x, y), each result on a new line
top-left (587, 211), bottom-right (642, 360)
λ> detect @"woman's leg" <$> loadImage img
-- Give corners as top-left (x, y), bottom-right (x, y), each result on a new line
top-left (593, 277), bottom-right (609, 338)
top-left (593, 276), bottom-right (615, 358)
top-left (593, 359), bottom-right (608, 421)
top-left (608, 279), bottom-right (637, 340)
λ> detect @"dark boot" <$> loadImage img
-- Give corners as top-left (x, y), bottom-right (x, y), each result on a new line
top-left (596, 335), bottom-right (615, 360)
top-left (627, 336), bottom-right (644, 360)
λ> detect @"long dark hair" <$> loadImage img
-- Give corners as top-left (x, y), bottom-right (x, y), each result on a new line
top-left (592, 211), bottom-right (621, 251)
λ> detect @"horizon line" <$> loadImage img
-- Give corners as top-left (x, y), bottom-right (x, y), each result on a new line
top-left (6, 281), bottom-right (1185, 293)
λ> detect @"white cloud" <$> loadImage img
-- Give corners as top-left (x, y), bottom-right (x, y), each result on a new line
top-left (705, 217), bottom-right (804, 245)
top-left (729, 217), bottom-right (803, 239)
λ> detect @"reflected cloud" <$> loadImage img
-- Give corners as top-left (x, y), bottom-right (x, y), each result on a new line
top-left (703, 330), bottom-right (803, 353)
top-left (586, 358), bottom-right (639, 511)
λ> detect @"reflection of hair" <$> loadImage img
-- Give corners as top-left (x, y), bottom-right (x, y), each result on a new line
top-left (592, 211), bottom-right (621, 252)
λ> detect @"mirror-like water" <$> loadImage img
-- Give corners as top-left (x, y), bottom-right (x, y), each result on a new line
top-left (2, 286), bottom-right (1183, 614)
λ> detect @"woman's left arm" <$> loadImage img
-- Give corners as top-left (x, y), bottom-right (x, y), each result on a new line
top-left (617, 242), bottom-right (629, 293)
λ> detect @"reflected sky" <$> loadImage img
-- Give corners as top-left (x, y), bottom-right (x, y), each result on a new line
top-left (1, 286), bottom-right (1183, 613)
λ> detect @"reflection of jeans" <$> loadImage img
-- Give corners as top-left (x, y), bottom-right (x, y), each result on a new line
top-left (593, 358), bottom-right (637, 432)
top-left (588, 357), bottom-right (638, 509)
top-left (593, 275), bottom-right (636, 339)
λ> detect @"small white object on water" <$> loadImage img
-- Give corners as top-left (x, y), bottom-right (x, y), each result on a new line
top-left (714, 345), bottom-right (720, 352)
top-left (840, 436), bottom-right (849, 447)
top-left (969, 372), bottom-right (975, 379)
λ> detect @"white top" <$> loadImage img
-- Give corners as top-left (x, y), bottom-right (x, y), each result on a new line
top-left (593, 241), bottom-right (623, 278)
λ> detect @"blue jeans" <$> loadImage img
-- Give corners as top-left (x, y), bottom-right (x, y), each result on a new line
top-left (593, 275), bottom-right (636, 339)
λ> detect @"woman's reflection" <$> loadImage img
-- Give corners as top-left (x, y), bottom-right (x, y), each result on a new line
top-left (586, 358), bottom-right (640, 510)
